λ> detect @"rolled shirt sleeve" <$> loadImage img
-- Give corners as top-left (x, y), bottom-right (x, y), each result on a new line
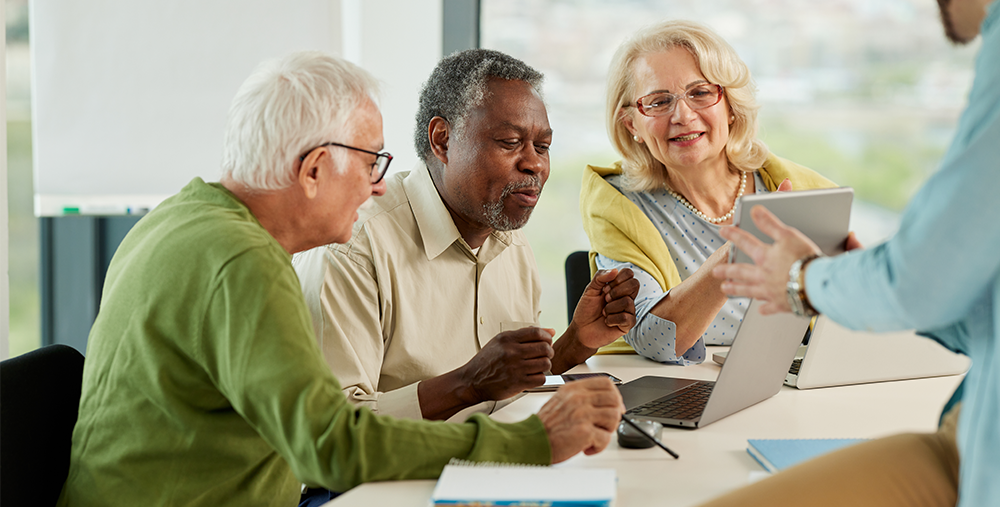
top-left (800, 18), bottom-right (1000, 503)
top-left (596, 254), bottom-right (707, 365)
top-left (805, 112), bottom-right (1000, 334)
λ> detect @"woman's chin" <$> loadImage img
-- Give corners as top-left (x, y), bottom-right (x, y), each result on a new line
top-left (664, 147), bottom-right (728, 173)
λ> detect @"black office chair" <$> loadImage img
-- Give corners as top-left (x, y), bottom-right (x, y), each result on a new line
top-left (564, 250), bottom-right (593, 325)
top-left (1, 344), bottom-right (86, 507)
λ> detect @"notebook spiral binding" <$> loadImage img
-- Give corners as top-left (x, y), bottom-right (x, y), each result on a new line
top-left (447, 458), bottom-right (548, 468)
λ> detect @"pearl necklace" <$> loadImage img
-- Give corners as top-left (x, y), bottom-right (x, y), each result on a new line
top-left (667, 171), bottom-right (747, 224)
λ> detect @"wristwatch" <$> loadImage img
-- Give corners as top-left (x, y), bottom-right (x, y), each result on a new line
top-left (786, 254), bottom-right (821, 317)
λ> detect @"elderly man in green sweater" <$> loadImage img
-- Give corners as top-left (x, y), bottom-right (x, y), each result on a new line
top-left (57, 51), bottom-right (624, 507)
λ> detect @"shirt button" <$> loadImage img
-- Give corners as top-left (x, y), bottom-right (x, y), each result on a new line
top-left (479, 317), bottom-right (484, 325)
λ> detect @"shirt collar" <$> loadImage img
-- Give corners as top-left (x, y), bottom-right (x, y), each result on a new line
top-left (403, 162), bottom-right (515, 261)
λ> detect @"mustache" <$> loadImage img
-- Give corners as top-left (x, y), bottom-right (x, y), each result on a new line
top-left (500, 175), bottom-right (543, 198)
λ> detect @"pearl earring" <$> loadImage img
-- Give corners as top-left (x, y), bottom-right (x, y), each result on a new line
top-left (633, 135), bottom-right (641, 142)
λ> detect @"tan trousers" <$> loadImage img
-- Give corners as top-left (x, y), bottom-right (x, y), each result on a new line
top-left (699, 406), bottom-right (961, 507)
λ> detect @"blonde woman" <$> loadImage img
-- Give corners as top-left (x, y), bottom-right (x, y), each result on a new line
top-left (581, 20), bottom-right (835, 364)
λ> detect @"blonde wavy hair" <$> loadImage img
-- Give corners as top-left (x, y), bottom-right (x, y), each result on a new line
top-left (606, 20), bottom-right (768, 192)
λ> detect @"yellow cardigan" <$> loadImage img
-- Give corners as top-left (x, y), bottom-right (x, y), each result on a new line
top-left (580, 153), bottom-right (836, 353)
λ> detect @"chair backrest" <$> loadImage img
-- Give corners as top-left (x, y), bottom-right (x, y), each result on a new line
top-left (564, 250), bottom-right (592, 325)
top-left (1, 344), bottom-right (85, 507)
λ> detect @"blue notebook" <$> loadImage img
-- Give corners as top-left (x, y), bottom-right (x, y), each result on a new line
top-left (747, 438), bottom-right (868, 473)
top-left (431, 460), bottom-right (616, 507)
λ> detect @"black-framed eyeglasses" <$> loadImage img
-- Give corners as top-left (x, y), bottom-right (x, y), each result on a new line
top-left (628, 83), bottom-right (724, 118)
top-left (299, 141), bottom-right (393, 184)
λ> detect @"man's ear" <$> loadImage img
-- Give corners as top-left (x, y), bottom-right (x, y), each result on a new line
top-left (297, 148), bottom-right (327, 200)
top-left (428, 117), bottom-right (451, 165)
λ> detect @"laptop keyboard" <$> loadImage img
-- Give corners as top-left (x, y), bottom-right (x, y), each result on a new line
top-left (626, 381), bottom-right (715, 420)
top-left (789, 358), bottom-right (803, 375)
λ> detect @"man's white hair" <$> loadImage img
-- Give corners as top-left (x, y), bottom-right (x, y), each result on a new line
top-left (221, 51), bottom-right (380, 191)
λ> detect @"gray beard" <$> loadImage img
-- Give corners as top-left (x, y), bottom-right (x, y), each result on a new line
top-left (481, 176), bottom-right (541, 231)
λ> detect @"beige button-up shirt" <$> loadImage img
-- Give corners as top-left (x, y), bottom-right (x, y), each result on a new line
top-left (293, 163), bottom-right (542, 420)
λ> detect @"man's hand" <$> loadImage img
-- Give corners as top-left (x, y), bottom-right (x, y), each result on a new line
top-left (418, 328), bottom-right (554, 420)
top-left (548, 268), bottom-right (638, 374)
top-left (571, 268), bottom-right (639, 349)
top-left (711, 205), bottom-right (822, 314)
top-left (458, 327), bottom-right (555, 403)
top-left (537, 377), bottom-right (624, 463)
top-left (845, 231), bottom-right (864, 252)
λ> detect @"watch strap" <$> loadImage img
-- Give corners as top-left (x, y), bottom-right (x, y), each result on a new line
top-left (787, 254), bottom-right (821, 317)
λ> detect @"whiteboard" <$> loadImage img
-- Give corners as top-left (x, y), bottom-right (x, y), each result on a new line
top-left (30, 0), bottom-right (441, 216)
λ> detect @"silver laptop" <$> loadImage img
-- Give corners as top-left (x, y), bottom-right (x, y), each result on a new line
top-left (619, 299), bottom-right (810, 429)
top-left (713, 316), bottom-right (970, 389)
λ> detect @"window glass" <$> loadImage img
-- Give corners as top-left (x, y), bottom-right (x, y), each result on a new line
top-left (481, 0), bottom-right (978, 333)
top-left (7, 0), bottom-right (39, 356)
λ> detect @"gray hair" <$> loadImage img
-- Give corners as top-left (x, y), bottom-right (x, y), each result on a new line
top-left (414, 49), bottom-right (544, 162)
top-left (221, 51), bottom-right (381, 191)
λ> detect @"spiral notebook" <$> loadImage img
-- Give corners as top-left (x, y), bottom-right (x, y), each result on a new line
top-left (431, 459), bottom-right (616, 507)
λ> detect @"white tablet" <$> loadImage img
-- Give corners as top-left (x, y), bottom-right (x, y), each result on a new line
top-left (728, 187), bottom-right (854, 265)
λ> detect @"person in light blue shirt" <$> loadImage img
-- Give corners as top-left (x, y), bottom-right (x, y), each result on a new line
top-left (707, 0), bottom-right (1000, 505)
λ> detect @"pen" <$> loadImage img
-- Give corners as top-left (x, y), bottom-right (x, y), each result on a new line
top-left (622, 415), bottom-right (679, 459)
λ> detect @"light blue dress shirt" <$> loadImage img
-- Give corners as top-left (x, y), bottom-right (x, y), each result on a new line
top-left (806, 4), bottom-right (1000, 504)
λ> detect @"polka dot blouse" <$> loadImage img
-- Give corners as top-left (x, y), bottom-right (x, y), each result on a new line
top-left (595, 171), bottom-right (769, 365)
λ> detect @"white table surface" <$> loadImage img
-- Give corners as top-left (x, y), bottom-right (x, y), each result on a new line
top-left (326, 347), bottom-right (964, 507)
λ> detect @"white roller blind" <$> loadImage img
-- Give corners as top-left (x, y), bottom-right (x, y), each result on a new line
top-left (30, 0), bottom-right (441, 216)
